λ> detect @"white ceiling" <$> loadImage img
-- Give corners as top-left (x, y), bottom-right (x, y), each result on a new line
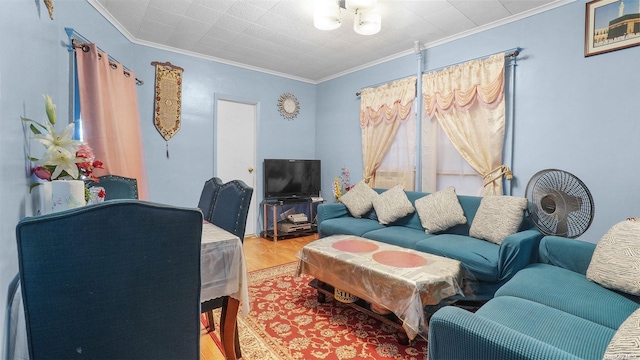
top-left (89, 0), bottom-right (571, 83)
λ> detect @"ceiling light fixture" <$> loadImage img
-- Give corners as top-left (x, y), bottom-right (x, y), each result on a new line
top-left (314, 0), bottom-right (381, 35)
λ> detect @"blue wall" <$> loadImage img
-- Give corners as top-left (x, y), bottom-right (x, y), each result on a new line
top-left (0, 0), bottom-right (316, 341)
top-left (318, 0), bottom-right (640, 243)
top-left (1, 0), bottom-right (639, 344)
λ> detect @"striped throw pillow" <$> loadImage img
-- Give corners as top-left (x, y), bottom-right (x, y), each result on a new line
top-left (587, 220), bottom-right (640, 296)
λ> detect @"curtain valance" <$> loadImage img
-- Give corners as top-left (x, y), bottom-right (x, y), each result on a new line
top-left (422, 54), bottom-right (504, 118)
top-left (360, 77), bottom-right (416, 128)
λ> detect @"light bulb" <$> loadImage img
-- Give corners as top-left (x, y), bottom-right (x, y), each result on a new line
top-left (314, 2), bottom-right (342, 31)
top-left (354, 10), bottom-right (381, 35)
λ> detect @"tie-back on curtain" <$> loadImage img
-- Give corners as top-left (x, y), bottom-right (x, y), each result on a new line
top-left (422, 53), bottom-right (507, 196)
top-left (360, 77), bottom-right (416, 186)
top-left (75, 44), bottom-right (149, 200)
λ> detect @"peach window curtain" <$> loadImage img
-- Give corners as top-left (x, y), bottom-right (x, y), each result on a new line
top-left (421, 53), bottom-right (509, 196)
top-left (360, 77), bottom-right (416, 187)
top-left (75, 44), bottom-right (149, 200)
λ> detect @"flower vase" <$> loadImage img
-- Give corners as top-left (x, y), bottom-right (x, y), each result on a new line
top-left (32, 180), bottom-right (86, 215)
top-left (87, 186), bottom-right (106, 205)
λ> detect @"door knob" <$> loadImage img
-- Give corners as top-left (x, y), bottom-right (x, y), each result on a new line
top-left (248, 167), bottom-right (254, 174)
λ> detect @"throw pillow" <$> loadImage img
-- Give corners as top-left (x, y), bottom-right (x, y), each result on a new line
top-left (603, 307), bottom-right (640, 359)
top-left (415, 186), bottom-right (467, 233)
top-left (338, 180), bottom-right (378, 218)
top-left (469, 195), bottom-right (527, 245)
top-left (371, 184), bottom-right (415, 225)
top-left (586, 220), bottom-right (640, 296)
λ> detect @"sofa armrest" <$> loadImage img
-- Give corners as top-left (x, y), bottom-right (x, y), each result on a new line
top-left (497, 229), bottom-right (544, 282)
top-left (428, 306), bottom-right (582, 360)
top-left (317, 203), bottom-right (350, 223)
top-left (538, 236), bottom-right (596, 275)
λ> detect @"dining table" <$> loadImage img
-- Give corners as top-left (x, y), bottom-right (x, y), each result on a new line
top-left (200, 220), bottom-right (251, 360)
top-left (8, 220), bottom-right (250, 360)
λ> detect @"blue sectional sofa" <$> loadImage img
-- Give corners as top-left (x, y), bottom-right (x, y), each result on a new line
top-left (428, 235), bottom-right (640, 360)
top-left (317, 189), bottom-right (544, 301)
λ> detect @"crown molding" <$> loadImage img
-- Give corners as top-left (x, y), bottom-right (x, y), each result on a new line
top-left (87, 0), bottom-right (575, 85)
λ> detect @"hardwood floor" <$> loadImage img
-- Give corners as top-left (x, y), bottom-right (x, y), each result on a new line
top-left (200, 234), bottom-right (318, 360)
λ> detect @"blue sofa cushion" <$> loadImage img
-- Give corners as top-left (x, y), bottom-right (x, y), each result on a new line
top-left (318, 217), bottom-right (385, 237)
top-left (414, 234), bottom-right (499, 282)
top-left (428, 306), bottom-right (584, 360)
top-left (361, 226), bottom-right (433, 249)
top-left (475, 296), bottom-right (615, 360)
top-left (538, 235), bottom-right (596, 274)
top-left (495, 263), bottom-right (640, 329)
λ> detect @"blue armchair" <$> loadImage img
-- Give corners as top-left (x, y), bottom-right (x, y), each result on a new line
top-left (9, 200), bottom-right (203, 359)
top-left (427, 236), bottom-right (640, 360)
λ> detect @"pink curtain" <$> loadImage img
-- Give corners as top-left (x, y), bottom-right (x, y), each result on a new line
top-left (75, 44), bottom-right (149, 200)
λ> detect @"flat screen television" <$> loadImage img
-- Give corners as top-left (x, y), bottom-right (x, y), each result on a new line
top-left (264, 159), bottom-right (321, 200)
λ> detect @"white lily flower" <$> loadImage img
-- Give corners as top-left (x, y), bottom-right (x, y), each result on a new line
top-left (44, 94), bottom-right (56, 125)
top-left (23, 95), bottom-right (104, 183)
top-left (39, 148), bottom-right (82, 180)
top-left (33, 122), bottom-right (78, 159)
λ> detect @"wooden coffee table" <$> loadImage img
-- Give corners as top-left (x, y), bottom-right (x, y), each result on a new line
top-left (296, 234), bottom-right (467, 342)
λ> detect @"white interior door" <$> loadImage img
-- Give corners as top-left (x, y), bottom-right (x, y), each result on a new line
top-left (216, 98), bottom-right (257, 237)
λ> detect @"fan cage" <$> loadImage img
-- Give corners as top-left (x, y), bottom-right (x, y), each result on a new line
top-left (525, 169), bottom-right (594, 238)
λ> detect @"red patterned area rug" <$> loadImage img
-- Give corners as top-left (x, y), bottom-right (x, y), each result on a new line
top-left (203, 262), bottom-right (429, 359)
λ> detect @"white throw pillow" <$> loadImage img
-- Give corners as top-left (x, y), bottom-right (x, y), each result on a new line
top-left (469, 195), bottom-right (527, 245)
top-left (371, 184), bottom-right (415, 225)
top-left (338, 180), bottom-right (378, 218)
top-left (603, 307), bottom-right (640, 359)
top-left (586, 220), bottom-right (640, 296)
top-left (415, 187), bottom-right (467, 233)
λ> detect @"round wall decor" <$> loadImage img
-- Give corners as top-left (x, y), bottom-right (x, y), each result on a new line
top-left (278, 93), bottom-right (299, 120)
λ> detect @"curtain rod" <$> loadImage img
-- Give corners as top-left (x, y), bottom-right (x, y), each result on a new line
top-left (355, 74), bottom-right (417, 97)
top-left (355, 48), bottom-right (520, 97)
top-left (65, 27), bottom-right (143, 86)
top-left (422, 48), bottom-right (520, 76)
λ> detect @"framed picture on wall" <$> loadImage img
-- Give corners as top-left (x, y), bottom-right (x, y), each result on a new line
top-left (585, 0), bottom-right (640, 57)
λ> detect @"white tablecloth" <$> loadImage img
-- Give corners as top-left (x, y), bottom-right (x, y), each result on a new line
top-left (200, 222), bottom-right (250, 317)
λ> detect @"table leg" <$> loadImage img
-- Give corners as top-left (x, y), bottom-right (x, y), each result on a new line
top-left (316, 280), bottom-right (327, 303)
top-left (220, 296), bottom-right (241, 360)
top-left (205, 310), bottom-right (215, 331)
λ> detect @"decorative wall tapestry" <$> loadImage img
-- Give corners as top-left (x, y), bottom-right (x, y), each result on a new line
top-left (44, 0), bottom-right (54, 20)
top-left (151, 61), bottom-right (184, 158)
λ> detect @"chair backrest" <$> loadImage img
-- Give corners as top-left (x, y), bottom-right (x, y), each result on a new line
top-left (15, 200), bottom-right (202, 359)
top-left (198, 177), bottom-right (253, 241)
top-left (91, 175), bottom-right (139, 200)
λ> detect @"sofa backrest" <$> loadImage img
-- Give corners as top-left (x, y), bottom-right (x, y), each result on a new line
top-left (372, 188), bottom-right (533, 235)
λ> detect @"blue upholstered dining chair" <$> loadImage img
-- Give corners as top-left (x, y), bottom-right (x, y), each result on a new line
top-left (198, 177), bottom-right (253, 242)
top-left (9, 200), bottom-right (203, 359)
top-left (197, 177), bottom-right (253, 342)
top-left (90, 174), bottom-right (139, 200)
